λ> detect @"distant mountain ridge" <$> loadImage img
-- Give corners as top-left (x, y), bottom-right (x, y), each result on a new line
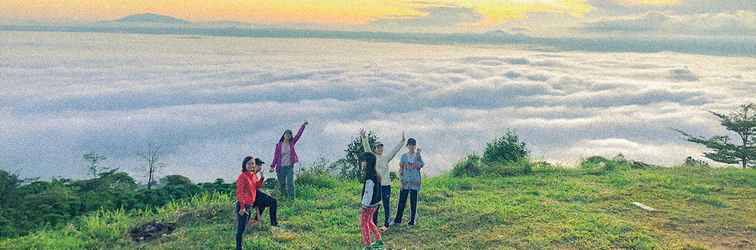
top-left (114, 13), bottom-right (190, 24)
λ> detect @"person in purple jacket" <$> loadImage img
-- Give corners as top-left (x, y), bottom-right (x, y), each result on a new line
top-left (270, 121), bottom-right (308, 199)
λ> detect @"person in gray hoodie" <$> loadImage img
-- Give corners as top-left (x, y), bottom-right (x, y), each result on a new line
top-left (394, 138), bottom-right (424, 226)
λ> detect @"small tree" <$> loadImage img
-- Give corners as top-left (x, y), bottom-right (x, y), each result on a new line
top-left (0, 170), bottom-right (22, 209)
top-left (484, 129), bottom-right (529, 163)
top-left (339, 131), bottom-right (381, 180)
top-left (82, 152), bottom-right (108, 178)
top-left (137, 143), bottom-right (166, 189)
top-left (160, 175), bottom-right (192, 186)
top-left (302, 156), bottom-right (332, 176)
top-left (676, 103), bottom-right (756, 168)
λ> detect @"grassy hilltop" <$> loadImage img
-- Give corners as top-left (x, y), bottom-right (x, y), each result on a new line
top-left (2, 159), bottom-right (755, 250)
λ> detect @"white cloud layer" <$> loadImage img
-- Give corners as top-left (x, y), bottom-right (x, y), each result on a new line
top-left (582, 11), bottom-right (756, 35)
top-left (1, 31), bottom-right (755, 182)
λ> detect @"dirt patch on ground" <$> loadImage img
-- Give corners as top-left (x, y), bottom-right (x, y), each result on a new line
top-left (712, 234), bottom-right (755, 250)
top-left (129, 221), bottom-right (176, 242)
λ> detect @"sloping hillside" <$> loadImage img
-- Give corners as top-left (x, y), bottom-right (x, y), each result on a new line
top-left (2, 166), bottom-right (755, 249)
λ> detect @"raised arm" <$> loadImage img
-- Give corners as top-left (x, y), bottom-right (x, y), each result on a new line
top-left (360, 129), bottom-right (373, 153)
top-left (387, 132), bottom-right (406, 161)
top-left (292, 121), bottom-right (308, 145)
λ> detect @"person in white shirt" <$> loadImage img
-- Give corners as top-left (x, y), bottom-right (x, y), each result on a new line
top-left (360, 129), bottom-right (405, 231)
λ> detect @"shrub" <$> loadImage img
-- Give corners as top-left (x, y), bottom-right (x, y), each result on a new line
top-left (451, 154), bottom-right (488, 177)
top-left (483, 129), bottom-right (528, 164)
top-left (682, 156), bottom-right (710, 168)
top-left (482, 158), bottom-right (533, 177)
top-left (580, 156), bottom-right (616, 175)
top-left (579, 154), bottom-right (649, 174)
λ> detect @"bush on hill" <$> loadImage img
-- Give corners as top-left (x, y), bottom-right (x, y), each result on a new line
top-left (451, 154), bottom-right (487, 177)
top-left (483, 129), bottom-right (529, 164)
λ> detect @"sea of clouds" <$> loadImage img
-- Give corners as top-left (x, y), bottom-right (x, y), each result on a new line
top-left (1, 31), bottom-right (755, 182)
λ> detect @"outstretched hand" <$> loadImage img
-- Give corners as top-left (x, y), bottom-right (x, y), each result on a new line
top-left (401, 131), bottom-right (406, 141)
top-left (360, 128), bottom-right (366, 137)
top-left (303, 121), bottom-right (309, 126)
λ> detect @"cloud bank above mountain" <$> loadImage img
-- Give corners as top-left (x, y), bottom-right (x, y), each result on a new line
top-left (1, 31), bottom-right (755, 181)
top-left (582, 11), bottom-right (756, 35)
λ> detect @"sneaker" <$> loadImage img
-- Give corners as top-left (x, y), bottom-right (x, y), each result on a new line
top-left (379, 226), bottom-right (388, 232)
top-left (370, 240), bottom-right (385, 249)
top-left (408, 221), bottom-right (416, 226)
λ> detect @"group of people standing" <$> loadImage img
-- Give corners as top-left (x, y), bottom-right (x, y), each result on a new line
top-left (234, 121), bottom-right (425, 250)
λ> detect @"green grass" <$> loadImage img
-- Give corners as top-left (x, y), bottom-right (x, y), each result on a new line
top-left (2, 167), bottom-right (755, 249)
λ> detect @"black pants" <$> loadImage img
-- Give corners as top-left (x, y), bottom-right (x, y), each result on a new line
top-left (253, 189), bottom-right (278, 226)
top-left (372, 185), bottom-right (391, 227)
top-left (235, 202), bottom-right (252, 250)
top-left (394, 189), bottom-right (418, 224)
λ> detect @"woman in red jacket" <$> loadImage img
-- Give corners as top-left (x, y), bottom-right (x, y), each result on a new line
top-left (236, 156), bottom-right (264, 250)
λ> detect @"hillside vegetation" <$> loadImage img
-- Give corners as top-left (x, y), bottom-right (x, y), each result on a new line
top-left (2, 161), bottom-right (755, 249)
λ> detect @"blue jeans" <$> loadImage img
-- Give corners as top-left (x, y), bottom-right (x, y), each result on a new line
top-left (372, 185), bottom-right (392, 227)
top-left (276, 165), bottom-right (295, 198)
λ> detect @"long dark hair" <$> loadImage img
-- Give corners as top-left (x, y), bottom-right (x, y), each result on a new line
top-left (242, 156), bottom-right (253, 172)
top-left (278, 129), bottom-right (293, 143)
top-left (359, 152), bottom-right (378, 182)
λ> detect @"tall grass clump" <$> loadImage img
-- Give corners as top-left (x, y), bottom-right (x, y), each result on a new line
top-left (296, 170), bottom-right (337, 189)
top-left (79, 208), bottom-right (132, 245)
top-left (295, 158), bottom-right (338, 188)
top-left (155, 192), bottom-right (232, 224)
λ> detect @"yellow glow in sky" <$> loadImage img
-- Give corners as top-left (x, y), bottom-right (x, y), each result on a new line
top-left (0, 0), bottom-right (598, 27)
